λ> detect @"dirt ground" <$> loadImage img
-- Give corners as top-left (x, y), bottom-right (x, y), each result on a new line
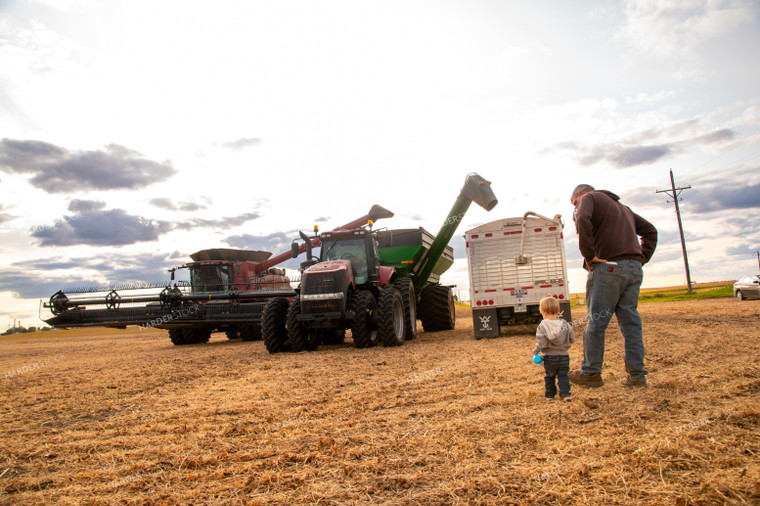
top-left (1, 298), bottom-right (759, 505)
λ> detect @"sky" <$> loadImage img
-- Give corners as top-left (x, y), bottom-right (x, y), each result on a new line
top-left (1, 0), bottom-right (759, 330)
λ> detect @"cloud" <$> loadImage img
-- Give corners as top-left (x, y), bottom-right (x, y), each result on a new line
top-left (225, 231), bottom-right (294, 252)
top-left (547, 119), bottom-right (736, 168)
top-left (577, 144), bottom-right (674, 168)
top-left (32, 203), bottom-right (264, 246)
top-left (149, 198), bottom-right (177, 210)
top-left (68, 199), bottom-right (106, 212)
top-left (148, 198), bottom-right (208, 212)
top-left (618, 0), bottom-right (759, 79)
top-left (221, 137), bottom-right (262, 150)
top-left (1, 252), bottom-right (182, 299)
top-left (225, 231), bottom-right (303, 268)
top-left (175, 212), bottom-right (261, 230)
top-left (688, 182), bottom-right (760, 213)
top-left (725, 243), bottom-right (755, 256)
top-left (0, 139), bottom-right (176, 193)
top-left (32, 209), bottom-right (172, 246)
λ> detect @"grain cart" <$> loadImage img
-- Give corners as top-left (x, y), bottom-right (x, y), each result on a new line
top-left (465, 212), bottom-right (571, 339)
top-left (43, 206), bottom-right (392, 345)
top-left (264, 173), bottom-right (498, 353)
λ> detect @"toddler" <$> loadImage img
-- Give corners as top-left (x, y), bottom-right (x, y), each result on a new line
top-left (534, 297), bottom-right (575, 400)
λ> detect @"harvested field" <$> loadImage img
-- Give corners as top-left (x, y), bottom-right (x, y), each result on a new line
top-left (1, 298), bottom-right (759, 505)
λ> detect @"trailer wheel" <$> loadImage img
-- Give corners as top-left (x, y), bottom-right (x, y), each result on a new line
top-left (394, 278), bottom-right (417, 340)
top-left (350, 291), bottom-right (379, 348)
top-left (262, 297), bottom-right (291, 353)
top-left (168, 328), bottom-right (186, 345)
top-left (419, 285), bottom-right (456, 332)
top-left (240, 324), bottom-right (262, 341)
top-left (225, 328), bottom-right (241, 340)
top-left (287, 295), bottom-right (320, 352)
top-left (377, 287), bottom-right (405, 347)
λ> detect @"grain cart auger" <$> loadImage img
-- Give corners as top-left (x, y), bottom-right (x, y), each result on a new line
top-left (376, 173), bottom-right (498, 333)
top-left (42, 206), bottom-right (392, 346)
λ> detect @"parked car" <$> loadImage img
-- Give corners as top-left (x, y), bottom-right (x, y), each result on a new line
top-left (733, 275), bottom-right (760, 300)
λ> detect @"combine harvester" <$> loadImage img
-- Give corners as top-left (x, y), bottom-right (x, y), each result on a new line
top-left (262, 173), bottom-right (498, 353)
top-left (43, 206), bottom-right (393, 345)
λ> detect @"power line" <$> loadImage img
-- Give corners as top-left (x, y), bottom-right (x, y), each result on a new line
top-left (655, 169), bottom-right (693, 293)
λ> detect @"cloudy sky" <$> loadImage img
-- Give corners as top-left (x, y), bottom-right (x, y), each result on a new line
top-left (1, 0), bottom-right (759, 330)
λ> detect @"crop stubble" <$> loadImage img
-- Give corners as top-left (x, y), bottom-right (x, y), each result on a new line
top-left (1, 299), bottom-right (759, 505)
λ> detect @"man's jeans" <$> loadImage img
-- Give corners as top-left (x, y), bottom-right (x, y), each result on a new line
top-left (582, 259), bottom-right (647, 379)
top-left (544, 355), bottom-right (570, 398)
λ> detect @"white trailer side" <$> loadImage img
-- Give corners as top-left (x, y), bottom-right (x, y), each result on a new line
top-left (465, 212), bottom-right (571, 338)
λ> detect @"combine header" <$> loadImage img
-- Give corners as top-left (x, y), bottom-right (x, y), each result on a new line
top-left (43, 206), bottom-right (393, 345)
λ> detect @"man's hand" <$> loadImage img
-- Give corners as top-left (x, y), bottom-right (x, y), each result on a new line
top-left (585, 256), bottom-right (607, 270)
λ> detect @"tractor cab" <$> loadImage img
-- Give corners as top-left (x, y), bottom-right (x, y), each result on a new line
top-left (319, 229), bottom-right (381, 285)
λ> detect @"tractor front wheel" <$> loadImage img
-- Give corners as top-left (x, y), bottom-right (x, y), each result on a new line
top-left (350, 291), bottom-right (379, 348)
top-left (287, 295), bottom-right (320, 352)
top-left (377, 287), bottom-right (405, 347)
top-left (262, 297), bottom-right (291, 353)
top-left (419, 285), bottom-right (456, 332)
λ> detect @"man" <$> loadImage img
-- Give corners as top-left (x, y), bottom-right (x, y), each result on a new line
top-left (569, 184), bottom-right (657, 388)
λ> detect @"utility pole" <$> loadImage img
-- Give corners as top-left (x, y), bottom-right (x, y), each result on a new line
top-left (656, 169), bottom-right (693, 293)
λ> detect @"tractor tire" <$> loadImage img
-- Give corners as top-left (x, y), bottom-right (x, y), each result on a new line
top-left (225, 328), bottom-right (241, 340)
top-left (736, 290), bottom-right (744, 301)
top-left (240, 324), bottom-right (262, 341)
top-left (168, 328), bottom-right (186, 345)
top-left (377, 287), bottom-right (405, 347)
top-left (287, 295), bottom-right (320, 352)
top-left (349, 291), bottom-right (379, 348)
top-left (183, 328), bottom-right (211, 344)
top-left (394, 278), bottom-right (417, 340)
top-left (262, 297), bottom-right (291, 354)
top-left (419, 285), bottom-right (456, 332)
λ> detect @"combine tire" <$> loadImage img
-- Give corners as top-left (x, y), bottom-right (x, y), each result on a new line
top-left (262, 297), bottom-right (291, 353)
top-left (287, 295), bottom-right (320, 352)
top-left (183, 328), bottom-right (211, 344)
top-left (394, 278), bottom-right (417, 340)
top-left (377, 287), bottom-right (405, 347)
top-left (419, 285), bottom-right (456, 332)
top-left (168, 328), bottom-right (186, 345)
top-left (349, 291), bottom-right (379, 348)
top-left (240, 324), bottom-right (262, 341)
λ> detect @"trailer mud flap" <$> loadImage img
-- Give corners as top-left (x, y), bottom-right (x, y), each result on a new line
top-left (472, 308), bottom-right (500, 339)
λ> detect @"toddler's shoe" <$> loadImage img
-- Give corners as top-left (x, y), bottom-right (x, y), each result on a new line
top-left (544, 396), bottom-right (556, 401)
top-left (560, 395), bottom-right (572, 402)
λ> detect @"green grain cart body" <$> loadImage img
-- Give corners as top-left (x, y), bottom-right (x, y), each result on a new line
top-left (376, 228), bottom-right (454, 287)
